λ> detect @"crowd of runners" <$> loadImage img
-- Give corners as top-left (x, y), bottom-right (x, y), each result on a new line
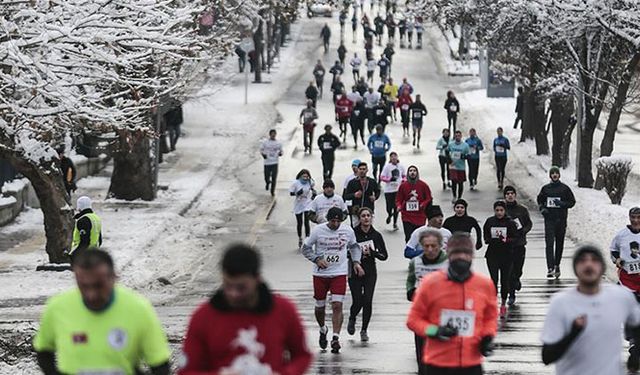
top-left (28, 1), bottom-right (640, 375)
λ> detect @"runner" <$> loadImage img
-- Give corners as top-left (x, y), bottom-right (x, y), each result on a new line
top-left (374, 14), bottom-right (385, 45)
top-left (34, 250), bottom-right (171, 375)
top-left (302, 207), bottom-right (364, 353)
top-left (366, 56), bottom-right (377, 85)
top-left (329, 60), bottom-right (344, 83)
top-left (348, 207), bottom-right (388, 342)
top-left (331, 76), bottom-right (346, 104)
top-left (399, 77), bottom-right (414, 95)
top-left (397, 89), bottom-right (413, 137)
top-left (290, 169), bottom-right (316, 248)
top-left (377, 54), bottom-right (391, 83)
top-left (436, 128), bottom-right (451, 189)
top-left (406, 17), bottom-right (415, 49)
top-left (299, 101), bottom-right (318, 154)
top-left (503, 186), bottom-right (532, 306)
top-left (465, 128), bottom-right (484, 190)
top-left (339, 10), bottom-right (347, 36)
top-left (398, 17), bottom-right (407, 48)
top-left (259, 129), bottom-right (283, 196)
top-left (611, 207), bottom-right (640, 294)
top-left (338, 42), bottom-right (348, 66)
top-left (308, 179), bottom-right (348, 225)
top-left (383, 43), bottom-right (395, 74)
top-left (404, 205), bottom-right (452, 258)
top-left (351, 13), bottom-right (358, 43)
top-left (406, 228), bottom-right (448, 375)
top-left (443, 199), bottom-right (482, 250)
top-left (367, 124), bottom-right (391, 182)
top-left (483, 200), bottom-right (517, 317)
top-left (383, 77), bottom-right (399, 122)
top-left (364, 86), bottom-right (381, 132)
top-left (350, 99), bottom-right (366, 149)
top-left (335, 91), bottom-right (354, 143)
top-left (347, 84), bottom-right (363, 104)
top-left (349, 53), bottom-right (362, 83)
top-left (344, 162), bottom-right (381, 226)
top-left (371, 98), bottom-right (389, 133)
top-left (313, 60), bottom-right (326, 98)
top-left (317, 125), bottom-right (341, 179)
top-left (493, 127), bottom-right (510, 190)
top-left (179, 244), bottom-right (312, 375)
top-left (305, 81), bottom-right (319, 108)
top-left (379, 152), bottom-right (406, 230)
top-left (407, 232), bottom-right (497, 375)
top-left (321, 23), bottom-right (331, 53)
top-left (397, 166), bottom-right (432, 242)
top-left (342, 159), bottom-right (361, 196)
top-left (410, 94), bottom-right (428, 148)
top-left (385, 14), bottom-right (396, 45)
top-left (541, 246), bottom-right (640, 375)
top-left (448, 130), bottom-right (471, 203)
top-left (444, 91), bottom-right (460, 133)
top-left (415, 17), bottom-right (424, 49)
top-left (537, 166), bottom-right (576, 279)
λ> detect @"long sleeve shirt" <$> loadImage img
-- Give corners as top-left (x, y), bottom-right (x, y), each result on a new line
top-left (536, 180), bottom-right (576, 222)
top-left (367, 133), bottom-right (391, 157)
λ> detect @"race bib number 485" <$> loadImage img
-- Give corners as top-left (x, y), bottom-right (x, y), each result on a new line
top-left (440, 309), bottom-right (475, 337)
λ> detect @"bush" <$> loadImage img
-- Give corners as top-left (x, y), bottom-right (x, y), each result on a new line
top-left (595, 155), bottom-right (633, 205)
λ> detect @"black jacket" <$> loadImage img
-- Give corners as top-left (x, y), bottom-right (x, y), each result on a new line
top-left (351, 225), bottom-right (388, 275)
top-left (515, 94), bottom-right (523, 114)
top-left (536, 181), bottom-right (576, 222)
top-left (321, 26), bottom-right (331, 40)
top-left (410, 102), bottom-right (427, 121)
top-left (331, 81), bottom-right (345, 95)
top-left (444, 97), bottom-right (460, 113)
top-left (305, 85), bottom-right (318, 100)
top-left (482, 215), bottom-right (517, 258)
top-left (344, 176), bottom-right (381, 213)
top-left (505, 201), bottom-right (533, 246)
top-left (317, 133), bottom-right (341, 154)
top-left (372, 103), bottom-right (388, 126)
top-left (338, 45), bottom-right (347, 59)
top-left (351, 101), bottom-right (366, 124)
top-left (59, 156), bottom-right (77, 192)
top-left (443, 215), bottom-right (482, 246)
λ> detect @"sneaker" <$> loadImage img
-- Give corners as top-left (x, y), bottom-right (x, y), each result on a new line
top-left (412, 138), bottom-right (415, 146)
top-left (347, 318), bottom-right (356, 335)
top-left (514, 280), bottom-right (522, 291)
top-left (507, 294), bottom-right (516, 306)
top-left (298, 237), bottom-right (303, 249)
top-left (360, 330), bottom-right (369, 342)
top-left (386, 215), bottom-right (391, 225)
top-left (265, 182), bottom-right (270, 191)
top-left (416, 143), bottom-right (420, 149)
top-left (499, 305), bottom-right (507, 318)
top-left (451, 198), bottom-right (456, 204)
top-left (546, 268), bottom-right (555, 279)
top-left (319, 327), bottom-right (328, 350)
top-left (330, 337), bottom-right (341, 353)
top-left (393, 223), bottom-right (398, 231)
top-left (554, 266), bottom-right (561, 279)
top-left (498, 184), bottom-right (503, 190)
top-left (442, 182), bottom-right (447, 190)
top-left (447, 181), bottom-right (451, 188)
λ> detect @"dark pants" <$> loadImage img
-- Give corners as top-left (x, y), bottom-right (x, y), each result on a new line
top-left (400, 110), bottom-right (410, 130)
top-left (510, 245), bottom-right (526, 295)
top-left (425, 365), bottom-right (483, 375)
top-left (303, 128), bottom-right (314, 152)
top-left (487, 253), bottom-right (513, 301)
top-left (168, 123), bottom-right (181, 151)
top-left (403, 221), bottom-right (419, 243)
top-left (348, 269), bottom-right (377, 331)
top-left (295, 212), bottom-right (310, 238)
top-left (438, 156), bottom-right (450, 183)
top-left (351, 121), bottom-right (365, 145)
top-left (447, 112), bottom-right (457, 132)
top-left (467, 158), bottom-right (480, 186)
top-left (367, 109), bottom-right (376, 133)
top-left (451, 180), bottom-right (464, 200)
top-left (264, 164), bottom-right (278, 195)
top-left (321, 152), bottom-right (335, 179)
top-left (316, 78), bottom-right (324, 97)
top-left (384, 192), bottom-right (398, 225)
top-left (414, 335), bottom-right (427, 375)
top-left (544, 218), bottom-right (567, 269)
top-left (372, 155), bottom-right (386, 182)
top-left (495, 156), bottom-right (507, 185)
top-left (338, 118), bottom-right (349, 139)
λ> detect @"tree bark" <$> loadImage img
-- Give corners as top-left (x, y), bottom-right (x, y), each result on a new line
top-left (550, 94), bottom-right (575, 166)
top-left (108, 130), bottom-right (154, 201)
top-left (578, 83), bottom-right (608, 188)
top-left (253, 19), bottom-right (264, 83)
top-left (533, 89), bottom-right (549, 155)
top-left (0, 152), bottom-right (73, 263)
top-left (519, 88), bottom-right (536, 142)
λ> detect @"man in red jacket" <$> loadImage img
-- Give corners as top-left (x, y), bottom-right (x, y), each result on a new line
top-left (178, 244), bottom-right (312, 375)
top-left (335, 91), bottom-right (354, 144)
top-left (396, 165), bottom-right (432, 242)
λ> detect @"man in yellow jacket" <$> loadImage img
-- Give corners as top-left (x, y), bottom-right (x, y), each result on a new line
top-left (70, 196), bottom-right (102, 259)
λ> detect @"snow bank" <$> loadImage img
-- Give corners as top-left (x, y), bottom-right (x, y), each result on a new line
top-left (1, 178), bottom-right (27, 194)
top-left (0, 196), bottom-right (17, 206)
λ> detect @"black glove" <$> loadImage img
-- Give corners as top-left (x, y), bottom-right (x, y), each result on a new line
top-left (629, 344), bottom-right (640, 373)
top-left (406, 288), bottom-right (415, 301)
top-left (554, 199), bottom-right (563, 207)
top-left (296, 189), bottom-right (304, 196)
top-left (480, 336), bottom-right (495, 357)
top-left (428, 325), bottom-right (458, 341)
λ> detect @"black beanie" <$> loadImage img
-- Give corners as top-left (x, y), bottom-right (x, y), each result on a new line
top-left (503, 185), bottom-right (516, 196)
top-left (572, 245), bottom-right (605, 274)
top-left (427, 205), bottom-right (443, 219)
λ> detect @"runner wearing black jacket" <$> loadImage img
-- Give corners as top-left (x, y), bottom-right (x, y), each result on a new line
top-left (442, 199), bottom-right (482, 250)
top-left (344, 162), bottom-right (381, 224)
top-left (503, 186), bottom-right (533, 306)
top-left (347, 207), bottom-right (388, 342)
top-left (317, 125), bottom-right (341, 179)
top-left (483, 200), bottom-right (517, 317)
top-left (350, 101), bottom-right (366, 149)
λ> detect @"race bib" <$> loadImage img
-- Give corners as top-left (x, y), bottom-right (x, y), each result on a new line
top-left (495, 146), bottom-right (505, 153)
top-left (304, 112), bottom-right (313, 120)
top-left (345, 200), bottom-right (353, 207)
top-left (451, 151), bottom-right (462, 160)
top-left (413, 112), bottom-right (422, 119)
top-left (340, 106), bottom-right (349, 113)
top-left (358, 240), bottom-right (375, 256)
top-left (470, 146), bottom-right (477, 155)
top-left (323, 142), bottom-right (331, 150)
top-left (547, 197), bottom-right (561, 208)
top-left (490, 227), bottom-right (507, 239)
top-left (325, 254), bottom-right (341, 263)
top-left (626, 260), bottom-right (640, 274)
top-left (353, 110), bottom-right (360, 116)
top-left (376, 109), bottom-right (384, 116)
top-left (406, 201), bottom-right (419, 211)
top-left (449, 104), bottom-right (457, 112)
top-left (440, 309), bottom-right (475, 337)
top-left (374, 140), bottom-right (384, 148)
top-left (401, 104), bottom-right (409, 111)
top-left (513, 218), bottom-right (523, 230)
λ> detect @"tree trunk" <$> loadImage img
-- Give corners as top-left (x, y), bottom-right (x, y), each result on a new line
top-left (266, 14), bottom-right (273, 72)
top-left (253, 20), bottom-right (264, 83)
top-left (108, 130), bottom-right (155, 201)
top-left (1, 153), bottom-right (73, 263)
top-left (533, 89), bottom-right (549, 155)
top-left (578, 95), bottom-right (604, 188)
top-left (519, 88), bottom-right (535, 142)
top-left (550, 94), bottom-right (575, 166)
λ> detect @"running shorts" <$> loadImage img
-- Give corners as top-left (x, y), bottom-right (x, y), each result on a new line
top-left (449, 169), bottom-right (467, 183)
top-left (412, 120), bottom-right (423, 129)
top-left (313, 275), bottom-right (347, 303)
top-left (620, 269), bottom-right (640, 293)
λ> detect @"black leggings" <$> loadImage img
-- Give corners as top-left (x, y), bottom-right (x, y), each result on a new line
top-left (400, 110), bottom-right (410, 129)
top-left (447, 112), bottom-right (457, 133)
top-left (438, 156), bottom-right (450, 182)
top-left (467, 158), bottom-right (479, 186)
top-left (495, 156), bottom-right (507, 184)
top-left (321, 152), bottom-right (335, 179)
top-left (384, 192), bottom-right (398, 225)
top-left (510, 246), bottom-right (526, 295)
top-left (295, 212), bottom-right (310, 238)
top-left (486, 254), bottom-right (513, 301)
top-left (372, 156), bottom-right (386, 182)
top-left (351, 121), bottom-right (365, 145)
top-left (451, 181), bottom-right (464, 199)
top-left (403, 221), bottom-right (419, 243)
top-left (348, 270), bottom-right (377, 331)
top-left (414, 335), bottom-right (427, 375)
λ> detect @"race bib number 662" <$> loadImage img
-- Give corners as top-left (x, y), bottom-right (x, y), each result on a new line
top-left (326, 254), bottom-right (340, 263)
top-left (440, 309), bottom-right (476, 337)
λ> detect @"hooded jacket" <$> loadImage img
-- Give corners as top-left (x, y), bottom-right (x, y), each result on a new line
top-left (396, 166), bottom-right (432, 226)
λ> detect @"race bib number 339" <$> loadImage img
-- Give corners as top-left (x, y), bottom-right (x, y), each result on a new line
top-left (440, 309), bottom-right (475, 337)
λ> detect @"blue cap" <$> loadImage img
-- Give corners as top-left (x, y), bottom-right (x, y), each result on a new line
top-left (351, 159), bottom-right (361, 166)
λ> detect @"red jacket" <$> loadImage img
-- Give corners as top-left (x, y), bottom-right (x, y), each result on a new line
top-left (396, 94), bottom-right (413, 111)
top-left (396, 179), bottom-right (432, 226)
top-left (407, 270), bottom-right (497, 368)
top-left (335, 96), bottom-right (354, 119)
top-left (178, 285), bottom-right (312, 375)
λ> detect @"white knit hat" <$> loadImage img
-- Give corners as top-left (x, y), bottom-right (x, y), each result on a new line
top-left (76, 196), bottom-right (92, 211)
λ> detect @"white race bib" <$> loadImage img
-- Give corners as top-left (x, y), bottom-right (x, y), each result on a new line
top-left (323, 142), bottom-right (331, 150)
top-left (513, 218), bottom-right (523, 230)
top-left (374, 140), bottom-right (384, 148)
top-left (325, 253), bottom-right (341, 263)
top-left (413, 112), bottom-right (422, 119)
top-left (547, 197), bottom-right (561, 208)
top-left (345, 200), bottom-right (353, 206)
top-left (440, 309), bottom-right (475, 337)
top-left (358, 240), bottom-right (375, 256)
top-left (470, 146), bottom-right (477, 155)
top-left (451, 151), bottom-right (462, 160)
top-left (490, 227), bottom-right (507, 239)
top-left (406, 201), bottom-right (419, 211)
top-left (495, 146), bottom-right (505, 153)
top-left (376, 109), bottom-right (384, 116)
top-left (626, 260), bottom-right (640, 275)
top-left (353, 110), bottom-right (360, 116)
top-left (449, 104), bottom-right (457, 112)
top-left (304, 112), bottom-right (313, 120)
top-left (401, 104), bottom-right (409, 110)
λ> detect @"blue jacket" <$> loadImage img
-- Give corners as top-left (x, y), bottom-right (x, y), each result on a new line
top-left (368, 134), bottom-right (391, 157)
top-left (465, 136), bottom-right (484, 160)
top-left (493, 136), bottom-right (510, 157)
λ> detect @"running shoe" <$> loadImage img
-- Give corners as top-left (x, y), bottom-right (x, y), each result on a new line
top-left (442, 182), bottom-right (447, 190)
top-left (507, 294), bottom-right (516, 306)
top-left (331, 337), bottom-right (341, 353)
top-left (360, 330), bottom-right (369, 342)
top-left (347, 318), bottom-right (356, 335)
top-left (319, 327), bottom-right (328, 350)
top-left (386, 215), bottom-right (391, 224)
top-left (554, 266), bottom-right (561, 279)
top-left (298, 237), bottom-right (303, 249)
top-left (499, 305), bottom-right (507, 318)
top-left (265, 182), bottom-right (270, 191)
top-left (546, 268), bottom-right (554, 279)
top-left (393, 223), bottom-right (398, 231)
